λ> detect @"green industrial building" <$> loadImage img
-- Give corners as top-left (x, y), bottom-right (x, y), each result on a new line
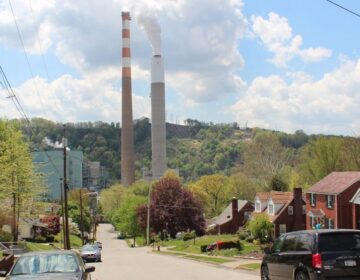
top-left (32, 150), bottom-right (83, 200)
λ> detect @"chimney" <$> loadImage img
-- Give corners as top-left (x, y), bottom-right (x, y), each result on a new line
top-left (293, 187), bottom-right (304, 231)
top-left (151, 54), bottom-right (166, 179)
top-left (121, 12), bottom-right (135, 186)
top-left (231, 197), bottom-right (239, 233)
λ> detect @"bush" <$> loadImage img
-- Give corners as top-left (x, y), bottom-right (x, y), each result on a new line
top-left (183, 231), bottom-right (196, 241)
top-left (238, 230), bottom-right (250, 240)
top-left (217, 240), bottom-right (241, 250)
top-left (34, 236), bottom-right (47, 243)
top-left (253, 239), bottom-right (260, 245)
top-left (245, 235), bottom-right (254, 243)
top-left (246, 214), bottom-right (274, 244)
top-left (0, 230), bottom-right (13, 242)
top-left (46, 235), bottom-right (55, 243)
top-left (200, 245), bottom-right (208, 252)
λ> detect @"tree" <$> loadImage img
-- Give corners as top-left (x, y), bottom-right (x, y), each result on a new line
top-left (112, 195), bottom-right (146, 245)
top-left (188, 174), bottom-right (230, 217)
top-left (99, 185), bottom-right (127, 221)
top-left (0, 120), bottom-right (44, 240)
top-left (137, 174), bottom-right (206, 238)
top-left (227, 173), bottom-right (259, 201)
top-left (269, 175), bottom-right (288, 191)
top-left (243, 132), bottom-right (294, 189)
top-left (299, 136), bottom-right (343, 185)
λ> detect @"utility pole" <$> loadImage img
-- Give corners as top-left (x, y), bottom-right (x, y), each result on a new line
top-left (63, 125), bottom-right (71, 250)
top-left (60, 179), bottom-right (65, 249)
top-left (79, 188), bottom-right (84, 245)
top-left (12, 192), bottom-right (17, 242)
top-left (146, 184), bottom-right (152, 245)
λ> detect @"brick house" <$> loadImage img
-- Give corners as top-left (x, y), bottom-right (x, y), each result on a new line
top-left (206, 198), bottom-right (254, 234)
top-left (252, 188), bottom-right (306, 237)
top-left (306, 171), bottom-right (360, 230)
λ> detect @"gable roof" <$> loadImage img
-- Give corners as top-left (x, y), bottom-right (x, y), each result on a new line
top-left (308, 172), bottom-right (360, 195)
top-left (256, 191), bottom-right (293, 203)
top-left (207, 200), bottom-right (249, 226)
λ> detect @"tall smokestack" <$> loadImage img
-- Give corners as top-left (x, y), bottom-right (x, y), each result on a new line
top-left (121, 12), bottom-right (135, 186)
top-left (151, 54), bottom-right (166, 179)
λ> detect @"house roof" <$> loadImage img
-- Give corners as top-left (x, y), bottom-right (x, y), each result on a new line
top-left (256, 191), bottom-right (293, 203)
top-left (308, 172), bottom-right (360, 195)
top-left (207, 200), bottom-right (249, 226)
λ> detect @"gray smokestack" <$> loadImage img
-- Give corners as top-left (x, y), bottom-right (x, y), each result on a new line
top-left (121, 12), bottom-right (135, 186)
top-left (151, 54), bottom-right (166, 179)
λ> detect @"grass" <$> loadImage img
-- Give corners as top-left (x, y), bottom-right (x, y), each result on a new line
top-left (26, 242), bottom-right (54, 252)
top-left (182, 255), bottom-right (233, 264)
top-left (157, 234), bottom-right (261, 256)
top-left (237, 263), bottom-right (261, 270)
top-left (154, 250), bottom-right (232, 264)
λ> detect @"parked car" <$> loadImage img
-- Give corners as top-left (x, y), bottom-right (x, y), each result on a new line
top-left (94, 241), bottom-right (102, 249)
top-left (0, 250), bottom-right (95, 279)
top-left (261, 229), bottom-right (360, 280)
top-left (80, 244), bottom-right (102, 262)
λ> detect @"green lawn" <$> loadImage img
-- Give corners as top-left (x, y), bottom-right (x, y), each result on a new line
top-left (155, 250), bottom-right (232, 264)
top-left (26, 242), bottom-right (55, 252)
top-left (237, 263), bottom-right (261, 270)
top-left (157, 234), bottom-right (261, 256)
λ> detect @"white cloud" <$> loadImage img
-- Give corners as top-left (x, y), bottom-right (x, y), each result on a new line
top-left (0, 0), bottom-right (247, 106)
top-left (251, 12), bottom-right (332, 67)
top-left (231, 59), bottom-right (360, 135)
top-left (0, 73), bottom-right (151, 123)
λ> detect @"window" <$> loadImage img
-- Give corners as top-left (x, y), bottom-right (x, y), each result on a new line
top-left (268, 202), bottom-right (274, 215)
top-left (310, 193), bottom-right (316, 207)
top-left (327, 195), bottom-right (334, 209)
top-left (296, 234), bottom-right (312, 252)
top-left (281, 234), bottom-right (296, 252)
top-left (272, 236), bottom-right (284, 253)
top-left (302, 205), bottom-right (306, 214)
top-left (310, 216), bottom-right (316, 229)
top-left (288, 206), bottom-right (294, 215)
top-left (244, 211), bottom-right (252, 221)
top-left (328, 218), bottom-right (334, 229)
top-left (279, 224), bottom-right (287, 235)
top-left (255, 201), bottom-right (261, 212)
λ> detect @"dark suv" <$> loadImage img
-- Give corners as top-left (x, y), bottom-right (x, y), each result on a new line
top-left (261, 229), bottom-right (360, 280)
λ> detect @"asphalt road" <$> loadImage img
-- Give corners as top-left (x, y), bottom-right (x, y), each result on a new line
top-left (91, 224), bottom-right (260, 280)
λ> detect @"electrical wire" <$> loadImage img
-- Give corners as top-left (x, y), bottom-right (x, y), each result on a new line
top-left (325, 0), bottom-right (360, 19)
top-left (8, 0), bottom-right (47, 109)
top-left (0, 65), bottom-right (62, 178)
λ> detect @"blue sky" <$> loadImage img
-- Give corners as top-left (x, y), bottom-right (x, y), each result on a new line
top-left (0, 0), bottom-right (360, 135)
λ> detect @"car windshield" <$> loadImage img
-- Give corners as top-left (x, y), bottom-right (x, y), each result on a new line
top-left (81, 245), bottom-right (98, 251)
top-left (319, 233), bottom-right (360, 252)
top-left (11, 253), bottom-right (79, 275)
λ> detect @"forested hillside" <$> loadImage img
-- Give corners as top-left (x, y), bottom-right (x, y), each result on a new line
top-left (10, 118), bottom-right (360, 190)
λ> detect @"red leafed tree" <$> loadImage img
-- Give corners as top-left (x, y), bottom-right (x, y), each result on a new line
top-left (137, 175), bottom-right (205, 238)
top-left (40, 215), bottom-right (60, 235)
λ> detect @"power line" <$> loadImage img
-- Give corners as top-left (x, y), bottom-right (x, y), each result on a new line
top-left (0, 65), bottom-right (62, 178)
top-left (8, 0), bottom-right (47, 109)
top-left (325, 0), bottom-right (360, 19)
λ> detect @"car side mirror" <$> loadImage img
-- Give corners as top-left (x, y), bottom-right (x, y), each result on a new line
top-left (0, 271), bottom-right (7, 277)
top-left (264, 247), bottom-right (272, 254)
top-left (85, 266), bottom-right (95, 273)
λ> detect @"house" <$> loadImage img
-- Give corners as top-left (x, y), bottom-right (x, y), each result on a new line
top-left (206, 198), bottom-right (254, 234)
top-left (253, 188), bottom-right (306, 237)
top-left (306, 171), bottom-right (360, 230)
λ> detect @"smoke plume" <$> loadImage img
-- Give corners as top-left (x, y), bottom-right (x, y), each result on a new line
top-left (137, 14), bottom-right (162, 55)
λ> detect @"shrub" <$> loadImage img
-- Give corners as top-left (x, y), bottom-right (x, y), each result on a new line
top-left (253, 239), bottom-right (260, 245)
top-left (245, 235), bottom-right (254, 243)
top-left (183, 231), bottom-right (196, 241)
top-left (46, 235), bottom-right (55, 243)
top-left (246, 214), bottom-right (274, 243)
top-left (0, 230), bottom-right (13, 242)
top-left (217, 240), bottom-right (241, 250)
top-left (238, 230), bottom-right (250, 240)
top-left (200, 245), bottom-right (208, 252)
top-left (34, 236), bottom-right (46, 243)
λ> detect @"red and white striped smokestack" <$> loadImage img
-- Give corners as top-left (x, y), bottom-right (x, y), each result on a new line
top-left (121, 11), bottom-right (135, 186)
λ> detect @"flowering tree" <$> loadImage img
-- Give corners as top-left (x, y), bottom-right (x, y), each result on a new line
top-left (137, 174), bottom-right (205, 238)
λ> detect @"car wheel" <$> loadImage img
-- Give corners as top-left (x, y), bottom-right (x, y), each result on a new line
top-left (261, 265), bottom-right (270, 280)
top-left (295, 271), bottom-right (309, 280)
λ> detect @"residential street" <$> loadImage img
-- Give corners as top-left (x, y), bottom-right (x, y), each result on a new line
top-left (91, 224), bottom-right (260, 280)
